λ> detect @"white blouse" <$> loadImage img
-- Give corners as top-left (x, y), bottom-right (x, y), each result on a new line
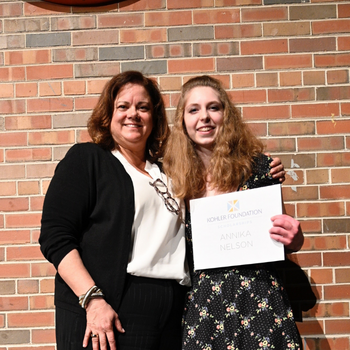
top-left (112, 150), bottom-right (190, 286)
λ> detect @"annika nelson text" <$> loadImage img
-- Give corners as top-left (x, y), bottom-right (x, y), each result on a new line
top-left (204, 209), bottom-right (262, 250)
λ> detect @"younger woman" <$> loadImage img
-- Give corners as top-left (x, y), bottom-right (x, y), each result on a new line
top-left (163, 75), bottom-right (304, 350)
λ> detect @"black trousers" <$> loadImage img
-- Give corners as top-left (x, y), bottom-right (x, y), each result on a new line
top-left (56, 275), bottom-right (187, 350)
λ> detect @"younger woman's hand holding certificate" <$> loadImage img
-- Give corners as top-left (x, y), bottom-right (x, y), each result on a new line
top-left (269, 214), bottom-right (304, 253)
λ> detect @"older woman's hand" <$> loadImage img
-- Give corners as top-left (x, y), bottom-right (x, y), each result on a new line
top-left (83, 298), bottom-right (125, 350)
top-left (266, 155), bottom-right (286, 183)
top-left (269, 214), bottom-right (304, 253)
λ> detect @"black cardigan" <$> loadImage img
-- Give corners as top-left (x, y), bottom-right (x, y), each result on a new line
top-left (40, 143), bottom-right (135, 315)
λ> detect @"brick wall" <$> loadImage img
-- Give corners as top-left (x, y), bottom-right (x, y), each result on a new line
top-left (0, 0), bottom-right (349, 349)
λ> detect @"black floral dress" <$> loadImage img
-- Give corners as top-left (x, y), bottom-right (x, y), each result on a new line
top-left (182, 155), bottom-right (302, 350)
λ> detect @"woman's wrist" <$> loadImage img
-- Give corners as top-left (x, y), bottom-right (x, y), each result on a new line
top-left (79, 285), bottom-right (105, 309)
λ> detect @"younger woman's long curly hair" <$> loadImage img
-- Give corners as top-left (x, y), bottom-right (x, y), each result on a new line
top-left (163, 75), bottom-right (264, 200)
top-left (87, 71), bottom-right (169, 162)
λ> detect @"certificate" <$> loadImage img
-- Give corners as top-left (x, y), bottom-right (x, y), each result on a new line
top-left (190, 184), bottom-right (284, 270)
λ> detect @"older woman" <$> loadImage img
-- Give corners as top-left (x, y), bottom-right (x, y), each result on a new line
top-left (40, 71), bottom-right (286, 350)
top-left (40, 71), bottom-right (190, 350)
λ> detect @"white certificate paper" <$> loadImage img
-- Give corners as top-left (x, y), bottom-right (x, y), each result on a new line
top-left (190, 184), bottom-right (284, 270)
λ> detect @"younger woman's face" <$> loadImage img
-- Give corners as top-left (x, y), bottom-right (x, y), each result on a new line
top-left (183, 86), bottom-right (224, 151)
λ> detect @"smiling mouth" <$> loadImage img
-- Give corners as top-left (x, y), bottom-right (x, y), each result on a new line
top-left (124, 123), bottom-right (142, 128)
top-left (197, 126), bottom-right (214, 132)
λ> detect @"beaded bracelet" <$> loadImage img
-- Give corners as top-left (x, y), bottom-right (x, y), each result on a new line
top-left (79, 285), bottom-right (104, 309)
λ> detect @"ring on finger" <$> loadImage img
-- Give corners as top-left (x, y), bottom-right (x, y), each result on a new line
top-left (91, 333), bottom-right (99, 338)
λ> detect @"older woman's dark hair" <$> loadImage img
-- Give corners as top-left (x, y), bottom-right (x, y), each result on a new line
top-left (87, 71), bottom-right (169, 162)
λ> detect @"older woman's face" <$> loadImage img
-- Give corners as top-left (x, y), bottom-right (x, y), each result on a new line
top-left (111, 83), bottom-right (153, 153)
top-left (183, 86), bottom-right (224, 151)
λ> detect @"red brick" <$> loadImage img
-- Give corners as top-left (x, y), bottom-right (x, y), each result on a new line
top-left (268, 88), bottom-right (315, 103)
top-left (317, 152), bottom-right (350, 167)
top-left (0, 165), bottom-right (25, 180)
top-left (31, 263), bottom-right (56, 278)
top-left (325, 319), bottom-right (350, 334)
top-left (0, 264), bottom-right (30, 278)
top-left (0, 67), bottom-right (25, 82)
top-left (0, 100), bottom-right (25, 114)
top-left (331, 168), bottom-right (350, 183)
top-left (6, 148), bottom-right (52, 163)
top-left (24, 2), bottom-right (67, 16)
top-left (15, 82), bottom-right (38, 98)
top-left (293, 98), bottom-right (340, 118)
top-left (256, 72), bottom-right (278, 87)
top-left (228, 89), bottom-right (266, 104)
top-left (263, 138), bottom-right (296, 152)
top-left (338, 36), bottom-right (350, 51)
top-left (282, 186), bottom-right (318, 201)
top-left (265, 54), bottom-right (312, 70)
top-left (342, 102), bottom-right (350, 115)
top-left (280, 71), bottom-right (302, 86)
top-left (5, 115), bottom-right (51, 130)
top-left (284, 169), bottom-right (304, 185)
top-left (298, 136), bottom-right (343, 151)
top-left (120, 0), bottom-right (165, 11)
top-left (290, 37), bottom-right (336, 53)
top-left (339, 3), bottom-right (350, 17)
top-left (27, 98), bottom-right (73, 113)
top-left (313, 235), bottom-right (347, 250)
top-left (5, 213), bottom-right (42, 228)
top-left (306, 169), bottom-right (329, 185)
top-left (0, 132), bottom-right (27, 147)
top-left (309, 268), bottom-right (333, 284)
top-left (75, 96), bottom-right (100, 111)
top-left (242, 105), bottom-right (290, 120)
top-left (30, 295), bottom-right (54, 310)
top-left (0, 182), bottom-right (16, 196)
top-left (241, 39), bottom-right (287, 55)
top-left (98, 13), bottom-right (143, 28)
top-left (28, 131), bottom-right (74, 146)
top-left (193, 9), bottom-right (240, 24)
top-left (5, 50), bottom-right (50, 66)
top-left (30, 196), bottom-right (45, 212)
top-left (26, 65), bottom-right (73, 81)
top-left (40, 278), bottom-right (55, 293)
top-left (7, 246), bottom-right (43, 261)
top-left (215, 24), bottom-right (262, 39)
top-left (297, 202), bottom-right (345, 218)
top-left (315, 53), bottom-right (350, 68)
top-left (269, 121), bottom-right (315, 136)
top-left (327, 69), bottom-right (349, 84)
top-left (313, 19), bottom-right (350, 35)
top-left (8, 311), bottom-right (54, 327)
top-left (0, 297), bottom-right (28, 311)
top-left (320, 185), bottom-right (350, 199)
top-left (39, 82), bottom-right (62, 97)
top-left (63, 80), bottom-right (86, 95)
top-left (303, 71), bottom-right (326, 86)
top-left (287, 252), bottom-right (322, 268)
top-left (317, 119), bottom-right (350, 134)
top-left (32, 328), bottom-right (56, 344)
top-left (0, 198), bottom-right (29, 212)
top-left (336, 268), bottom-right (350, 283)
top-left (242, 7), bottom-right (287, 22)
top-left (18, 280), bottom-right (39, 294)
top-left (297, 319), bottom-right (324, 336)
top-left (0, 2), bottom-right (22, 16)
top-left (305, 301), bottom-right (349, 318)
top-left (168, 58), bottom-right (214, 74)
top-left (167, 0), bottom-right (212, 9)
top-left (120, 28), bottom-right (166, 43)
top-left (145, 11), bottom-right (192, 26)
top-left (324, 252), bottom-right (350, 267)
